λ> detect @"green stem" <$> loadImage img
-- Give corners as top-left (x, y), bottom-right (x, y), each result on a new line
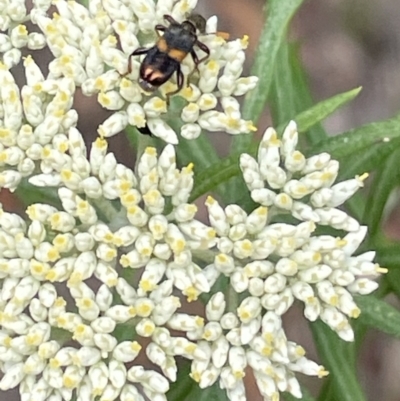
top-left (91, 197), bottom-right (118, 223)
top-left (227, 281), bottom-right (239, 314)
top-left (191, 249), bottom-right (217, 265)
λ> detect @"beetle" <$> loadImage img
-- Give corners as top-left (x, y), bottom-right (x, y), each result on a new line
top-left (128, 14), bottom-right (210, 102)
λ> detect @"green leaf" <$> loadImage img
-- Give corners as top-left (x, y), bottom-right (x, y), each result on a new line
top-left (342, 192), bottom-right (366, 222)
top-left (363, 146), bottom-right (400, 237)
top-left (124, 125), bottom-right (140, 150)
top-left (177, 134), bottom-right (221, 170)
top-left (375, 243), bottom-right (400, 269)
top-left (286, 44), bottom-right (327, 145)
top-left (16, 180), bottom-right (61, 208)
top-left (292, 87), bottom-right (361, 138)
top-left (355, 294), bottom-right (400, 338)
top-left (311, 320), bottom-right (366, 401)
top-left (317, 380), bottom-right (335, 401)
top-left (269, 45), bottom-right (360, 146)
top-left (231, 0), bottom-right (306, 153)
top-left (309, 114), bottom-right (400, 158)
top-left (166, 361), bottom-right (196, 401)
top-left (190, 88), bottom-right (364, 202)
top-left (51, 327), bottom-right (72, 346)
top-left (269, 41), bottom-right (327, 145)
top-left (387, 268), bottom-right (400, 298)
top-left (338, 137), bottom-right (400, 181)
top-left (336, 140), bottom-right (400, 224)
top-left (112, 322), bottom-right (137, 342)
top-left (190, 156), bottom-right (240, 202)
top-left (269, 43), bottom-right (305, 126)
top-left (284, 387), bottom-right (316, 401)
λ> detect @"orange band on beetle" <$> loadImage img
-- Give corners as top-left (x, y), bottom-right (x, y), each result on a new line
top-left (168, 48), bottom-right (187, 62)
top-left (156, 37), bottom-right (168, 52)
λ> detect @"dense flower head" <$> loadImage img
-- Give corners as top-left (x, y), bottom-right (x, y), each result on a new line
top-left (0, 64), bottom-right (79, 192)
top-left (0, 143), bottom-right (216, 398)
top-left (0, 1), bottom-right (385, 400)
top-left (189, 293), bottom-right (327, 400)
top-left (0, 0), bottom-right (257, 144)
top-left (205, 121), bottom-right (386, 341)
top-left (240, 121), bottom-right (369, 231)
top-left (0, 114), bottom-right (384, 400)
top-left (27, 136), bottom-right (217, 300)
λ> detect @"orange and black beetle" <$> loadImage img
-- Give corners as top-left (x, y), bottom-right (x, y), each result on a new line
top-left (128, 14), bottom-right (210, 101)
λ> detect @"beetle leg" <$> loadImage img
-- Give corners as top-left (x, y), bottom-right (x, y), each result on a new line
top-left (165, 64), bottom-right (184, 105)
top-left (131, 47), bottom-right (150, 56)
top-left (196, 40), bottom-right (210, 64)
top-left (187, 41), bottom-right (210, 85)
top-left (163, 14), bottom-right (178, 25)
top-left (155, 24), bottom-right (166, 37)
top-left (187, 49), bottom-right (201, 85)
top-left (126, 47), bottom-right (149, 75)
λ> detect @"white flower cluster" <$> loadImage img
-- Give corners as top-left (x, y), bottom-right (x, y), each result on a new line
top-left (0, 143), bottom-right (216, 400)
top-left (204, 122), bottom-right (385, 342)
top-left (0, 0), bottom-right (48, 68)
top-left (0, 109), bottom-right (384, 401)
top-left (28, 130), bottom-right (217, 300)
top-left (190, 293), bottom-right (328, 399)
top-left (0, 62), bottom-right (78, 192)
top-left (5, 0), bottom-right (257, 143)
top-left (0, 120), bottom-right (384, 401)
top-left (0, 1), bottom-right (384, 401)
top-left (240, 121), bottom-right (367, 231)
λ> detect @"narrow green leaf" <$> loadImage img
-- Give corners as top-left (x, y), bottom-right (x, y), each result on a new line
top-left (287, 44), bottom-right (327, 145)
top-left (16, 180), bottom-right (61, 208)
top-left (363, 147), bottom-right (400, 237)
top-left (342, 192), bottom-right (366, 222)
top-left (124, 125), bottom-right (140, 150)
top-left (317, 380), bottom-right (335, 401)
top-left (338, 137), bottom-right (400, 181)
top-left (387, 268), bottom-right (400, 298)
top-left (309, 114), bottom-right (400, 158)
top-left (355, 295), bottom-right (400, 338)
top-left (269, 41), bottom-right (328, 143)
top-left (190, 155), bottom-right (241, 202)
top-left (375, 243), bottom-right (400, 269)
top-left (311, 320), bottom-right (366, 401)
top-left (190, 88), bottom-right (364, 202)
top-left (335, 138), bottom-right (400, 223)
top-left (269, 43), bottom-right (361, 145)
top-left (269, 43), bottom-right (303, 125)
top-left (166, 361), bottom-right (196, 401)
top-left (284, 387), bottom-right (315, 401)
top-left (231, 0), bottom-right (306, 153)
top-left (293, 87), bottom-right (361, 136)
top-left (176, 134), bottom-right (221, 170)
